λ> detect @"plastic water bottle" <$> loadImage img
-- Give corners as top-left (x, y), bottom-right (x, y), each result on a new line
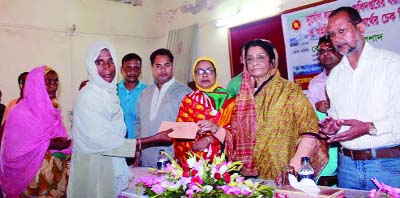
top-left (157, 149), bottom-right (169, 170)
top-left (298, 157), bottom-right (315, 181)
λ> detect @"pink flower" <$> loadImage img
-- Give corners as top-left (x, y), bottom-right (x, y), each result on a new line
top-left (180, 177), bottom-right (191, 187)
top-left (235, 176), bottom-right (245, 183)
top-left (369, 189), bottom-right (377, 198)
top-left (219, 186), bottom-right (241, 195)
top-left (151, 184), bottom-right (165, 194)
top-left (191, 176), bottom-right (203, 185)
top-left (370, 177), bottom-right (400, 198)
top-left (186, 184), bottom-right (201, 197)
top-left (136, 175), bottom-right (154, 187)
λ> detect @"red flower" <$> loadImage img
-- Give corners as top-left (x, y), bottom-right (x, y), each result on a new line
top-left (191, 176), bottom-right (203, 184)
top-left (223, 172), bottom-right (231, 183)
top-left (214, 172), bottom-right (222, 180)
top-left (182, 163), bottom-right (190, 172)
top-left (191, 169), bottom-right (198, 177)
top-left (183, 171), bottom-right (190, 177)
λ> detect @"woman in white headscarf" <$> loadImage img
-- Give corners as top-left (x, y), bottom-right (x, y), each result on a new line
top-left (67, 41), bottom-right (136, 197)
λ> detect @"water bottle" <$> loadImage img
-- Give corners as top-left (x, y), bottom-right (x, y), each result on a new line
top-left (156, 149), bottom-right (169, 170)
top-left (298, 157), bottom-right (315, 181)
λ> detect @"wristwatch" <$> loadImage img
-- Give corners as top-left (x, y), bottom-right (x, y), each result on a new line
top-left (368, 122), bottom-right (377, 136)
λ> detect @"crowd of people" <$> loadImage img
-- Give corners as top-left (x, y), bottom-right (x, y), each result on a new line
top-left (0, 6), bottom-right (399, 197)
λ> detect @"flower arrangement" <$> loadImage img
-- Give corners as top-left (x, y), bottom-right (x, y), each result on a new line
top-left (369, 177), bottom-right (400, 198)
top-left (136, 152), bottom-right (274, 198)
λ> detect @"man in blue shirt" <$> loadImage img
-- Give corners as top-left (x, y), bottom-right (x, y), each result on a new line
top-left (117, 53), bottom-right (147, 139)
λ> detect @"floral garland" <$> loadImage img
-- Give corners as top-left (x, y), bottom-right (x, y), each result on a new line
top-left (136, 152), bottom-right (274, 198)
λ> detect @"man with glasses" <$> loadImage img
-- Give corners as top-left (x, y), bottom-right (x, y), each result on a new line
top-left (307, 36), bottom-right (342, 115)
top-left (307, 36), bottom-right (342, 187)
top-left (320, 6), bottom-right (400, 190)
top-left (117, 53), bottom-right (148, 166)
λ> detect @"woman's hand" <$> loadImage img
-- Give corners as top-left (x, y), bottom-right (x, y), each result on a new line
top-left (197, 120), bottom-right (219, 136)
top-left (192, 136), bottom-right (212, 151)
top-left (49, 137), bottom-right (71, 150)
top-left (289, 156), bottom-right (302, 173)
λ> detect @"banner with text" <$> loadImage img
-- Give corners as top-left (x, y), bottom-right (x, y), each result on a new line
top-left (281, 0), bottom-right (400, 90)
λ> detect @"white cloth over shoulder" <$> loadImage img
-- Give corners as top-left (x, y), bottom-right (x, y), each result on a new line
top-left (68, 41), bottom-right (134, 198)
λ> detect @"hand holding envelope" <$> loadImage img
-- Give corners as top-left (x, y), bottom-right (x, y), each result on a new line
top-left (158, 121), bottom-right (199, 139)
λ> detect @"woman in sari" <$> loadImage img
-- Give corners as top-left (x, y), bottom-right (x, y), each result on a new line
top-left (173, 57), bottom-right (235, 164)
top-left (67, 41), bottom-right (137, 197)
top-left (0, 66), bottom-right (72, 197)
top-left (226, 39), bottom-right (328, 180)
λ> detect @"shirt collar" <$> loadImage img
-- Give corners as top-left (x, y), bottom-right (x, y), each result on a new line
top-left (341, 42), bottom-right (371, 71)
top-left (155, 77), bottom-right (175, 91)
top-left (118, 79), bottom-right (143, 91)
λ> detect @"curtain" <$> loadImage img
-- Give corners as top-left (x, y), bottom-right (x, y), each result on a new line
top-left (166, 24), bottom-right (198, 84)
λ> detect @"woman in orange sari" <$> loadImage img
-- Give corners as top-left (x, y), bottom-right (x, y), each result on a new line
top-left (173, 57), bottom-right (235, 164)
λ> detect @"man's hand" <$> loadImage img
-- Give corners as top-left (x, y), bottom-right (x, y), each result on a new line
top-left (138, 129), bottom-right (173, 149)
top-left (328, 119), bottom-right (371, 143)
top-left (155, 128), bottom-right (173, 142)
top-left (192, 136), bottom-right (212, 151)
top-left (315, 100), bottom-right (330, 113)
top-left (319, 116), bottom-right (343, 135)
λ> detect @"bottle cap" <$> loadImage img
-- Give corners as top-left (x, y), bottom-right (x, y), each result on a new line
top-left (301, 157), bottom-right (310, 162)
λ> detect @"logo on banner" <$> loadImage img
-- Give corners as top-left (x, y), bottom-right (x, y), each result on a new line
top-left (292, 20), bottom-right (301, 30)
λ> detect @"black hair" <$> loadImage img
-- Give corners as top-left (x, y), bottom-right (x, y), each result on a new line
top-left (329, 6), bottom-right (362, 25)
top-left (18, 72), bottom-right (29, 85)
top-left (318, 35), bottom-right (332, 46)
top-left (244, 39), bottom-right (276, 65)
top-left (121, 53), bottom-right (142, 66)
top-left (150, 48), bottom-right (174, 65)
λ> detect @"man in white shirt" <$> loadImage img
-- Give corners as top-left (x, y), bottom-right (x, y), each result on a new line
top-left (307, 35), bottom-right (342, 115)
top-left (135, 48), bottom-right (192, 167)
top-left (321, 7), bottom-right (400, 190)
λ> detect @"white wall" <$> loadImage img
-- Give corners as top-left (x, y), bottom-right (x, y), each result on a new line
top-left (153, 0), bottom-right (321, 87)
top-left (0, 0), bottom-right (320, 129)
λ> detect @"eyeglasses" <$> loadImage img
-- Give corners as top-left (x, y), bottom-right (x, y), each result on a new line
top-left (318, 47), bottom-right (335, 55)
top-left (245, 54), bottom-right (267, 64)
top-left (195, 68), bottom-right (215, 75)
top-left (327, 27), bottom-right (350, 39)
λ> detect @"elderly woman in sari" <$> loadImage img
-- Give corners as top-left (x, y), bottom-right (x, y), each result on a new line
top-left (173, 57), bottom-right (235, 164)
top-left (0, 66), bottom-right (71, 197)
top-left (67, 41), bottom-right (137, 197)
top-left (226, 39), bottom-right (328, 180)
